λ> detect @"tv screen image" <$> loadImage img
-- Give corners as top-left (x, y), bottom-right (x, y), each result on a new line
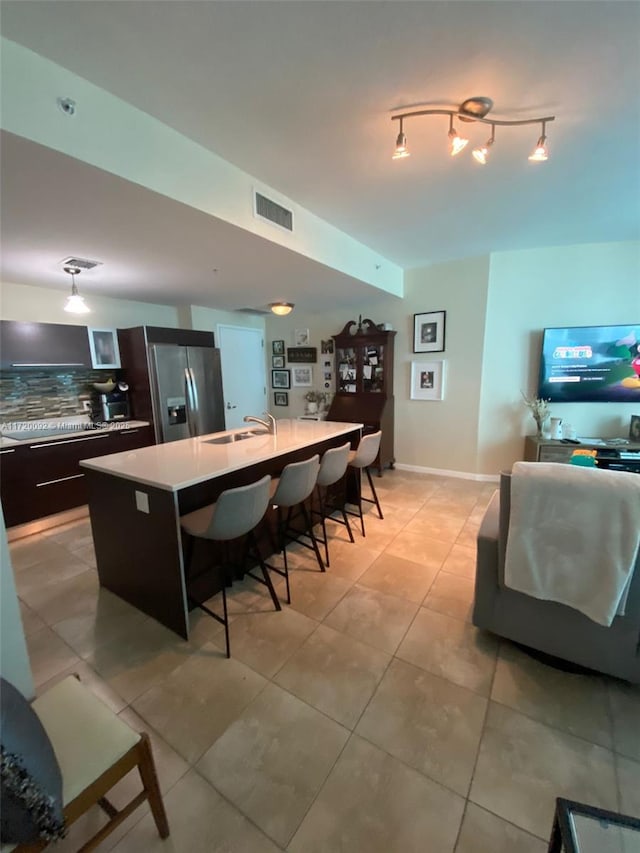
top-left (538, 324), bottom-right (640, 403)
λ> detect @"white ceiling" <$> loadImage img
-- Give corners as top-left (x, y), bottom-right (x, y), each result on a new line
top-left (1, 0), bottom-right (639, 310)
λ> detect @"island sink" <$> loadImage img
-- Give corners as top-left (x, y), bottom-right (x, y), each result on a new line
top-left (201, 429), bottom-right (265, 445)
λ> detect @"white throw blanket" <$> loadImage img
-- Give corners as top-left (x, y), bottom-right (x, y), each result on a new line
top-left (504, 462), bottom-right (640, 626)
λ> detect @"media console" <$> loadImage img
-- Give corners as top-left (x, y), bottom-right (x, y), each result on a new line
top-left (524, 436), bottom-right (640, 474)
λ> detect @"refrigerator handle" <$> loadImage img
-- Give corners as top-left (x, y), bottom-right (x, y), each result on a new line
top-left (184, 367), bottom-right (198, 437)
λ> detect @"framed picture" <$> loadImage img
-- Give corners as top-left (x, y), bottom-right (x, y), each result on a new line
top-left (88, 328), bottom-right (121, 369)
top-left (287, 347), bottom-right (316, 363)
top-left (410, 360), bottom-right (445, 400)
top-left (274, 391), bottom-right (289, 407)
top-left (291, 366), bottom-right (313, 387)
top-left (271, 369), bottom-right (290, 389)
top-left (413, 311), bottom-right (446, 353)
top-left (272, 340), bottom-right (285, 355)
top-left (321, 339), bottom-right (334, 354)
top-left (272, 355), bottom-right (285, 368)
top-left (294, 329), bottom-right (310, 346)
top-left (630, 414), bottom-right (640, 442)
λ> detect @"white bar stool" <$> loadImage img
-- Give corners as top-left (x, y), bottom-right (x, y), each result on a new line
top-left (180, 474), bottom-right (280, 658)
top-left (266, 455), bottom-right (323, 604)
top-left (347, 430), bottom-right (384, 536)
top-left (314, 442), bottom-right (354, 567)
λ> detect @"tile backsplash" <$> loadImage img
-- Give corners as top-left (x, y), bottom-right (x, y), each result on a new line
top-left (0, 369), bottom-right (116, 421)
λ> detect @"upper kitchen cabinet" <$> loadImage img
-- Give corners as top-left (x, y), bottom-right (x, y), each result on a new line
top-left (87, 328), bottom-right (121, 369)
top-left (0, 320), bottom-right (92, 369)
top-left (326, 318), bottom-right (396, 474)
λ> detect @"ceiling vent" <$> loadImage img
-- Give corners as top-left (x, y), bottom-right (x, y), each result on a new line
top-left (253, 191), bottom-right (293, 232)
top-left (60, 256), bottom-right (103, 271)
top-left (235, 307), bottom-right (270, 316)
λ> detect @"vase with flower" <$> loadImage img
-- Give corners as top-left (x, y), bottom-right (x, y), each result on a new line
top-left (304, 390), bottom-right (326, 414)
top-left (521, 392), bottom-right (551, 438)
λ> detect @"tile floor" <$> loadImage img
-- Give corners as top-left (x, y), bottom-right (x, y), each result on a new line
top-left (9, 470), bottom-right (639, 852)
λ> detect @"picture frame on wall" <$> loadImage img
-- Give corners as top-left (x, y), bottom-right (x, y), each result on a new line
top-left (630, 414), bottom-right (640, 441)
top-left (413, 311), bottom-right (446, 353)
top-left (272, 355), bottom-right (285, 368)
top-left (271, 369), bottom-right (290, 389)
top-left (294, 329), bottom-right (310, 346)
top-left (291, 366), bottom-right (313, 387)
top-left (272, 340), bottom-right (285, 355)
top-left (410, 360), bottom-right (445, 400)
top-left (274, 391), bottom-right (289, 407)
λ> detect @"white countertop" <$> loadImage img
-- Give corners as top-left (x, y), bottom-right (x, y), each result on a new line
top-left (80, 419), bottom-right (363, 492)
top-left (0, 419), bottom-right (151, 448)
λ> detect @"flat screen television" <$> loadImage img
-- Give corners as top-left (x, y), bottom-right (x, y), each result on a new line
top-left (538, 324), bottom-right (640, 403)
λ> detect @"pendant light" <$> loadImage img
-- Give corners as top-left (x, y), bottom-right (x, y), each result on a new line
top-left (63, 265), bottom-right (91, 314)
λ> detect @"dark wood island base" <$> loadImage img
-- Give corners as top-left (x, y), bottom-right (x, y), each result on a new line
top-left (83, 421), bottom-right (362, 639)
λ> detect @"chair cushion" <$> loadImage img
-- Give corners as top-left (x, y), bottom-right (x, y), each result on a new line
top-left (181, 502), bottom-right (216, 537)
top-left (0, 678), bottom-right (65, 845)
top-left (31, 677), bottom-right (140, 806)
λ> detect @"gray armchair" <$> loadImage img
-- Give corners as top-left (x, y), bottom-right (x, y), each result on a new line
top-left (473, 471), bottom-right (640, 683)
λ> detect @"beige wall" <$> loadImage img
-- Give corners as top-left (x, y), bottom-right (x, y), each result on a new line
top-left (478, 241), bottom-right (640, 474)
top-left (4, 239), bottom-right (638, 478)
top-left (0, 279), bottom-right (182, 328)
top-left (266, 240), bottom-right (639, 477)
top-left (265, 255), bottom-right (491, 476)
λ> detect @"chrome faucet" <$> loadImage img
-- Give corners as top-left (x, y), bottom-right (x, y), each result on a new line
top-left (243, 411), bottom-right (277, 435)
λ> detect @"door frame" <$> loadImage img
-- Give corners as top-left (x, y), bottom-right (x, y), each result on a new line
top-left (216, 324), bottom-right (267, 428)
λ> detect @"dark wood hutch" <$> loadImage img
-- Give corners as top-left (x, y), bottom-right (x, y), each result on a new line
top-left (326, 318), bottom-right (395, 474)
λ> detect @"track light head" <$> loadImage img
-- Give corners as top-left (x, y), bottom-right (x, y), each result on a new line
top-left (448, 129), bottom-right (469, 156)
top-left (392, 129), bottom-right (410, 160)
top-left (472, 126), bottom-right (495, 165)
top-left (528, 134), bottom-right (549, 162)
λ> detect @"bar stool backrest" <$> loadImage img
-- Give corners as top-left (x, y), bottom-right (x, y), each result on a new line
top-left (350, 431), bottom-right (382, 469)
top-left (317, 442), bottom-right (351, 488)
top-left (205, 475), bottom-right (271, 541)
top-left (272, 455), bottom-right (320, 507)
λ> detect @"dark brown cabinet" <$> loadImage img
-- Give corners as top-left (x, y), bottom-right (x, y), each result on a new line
top-left (0, 320), bottom-right (92, 369)
top-left (326, 319), bottom-right (395, 474)
top-left (0, 426), bottom-right (154, 527)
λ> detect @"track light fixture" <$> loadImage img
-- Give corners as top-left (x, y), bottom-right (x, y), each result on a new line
top-left (528, 121), bottom-right (549, 162)
top-left (63, 265), bottom-right (90, 314)
top-left (391, 97), bottom-right (554, 165)
top-left (269, 302), bottom-right (294, 316)
top-left (472, 124), bottom-right (495, 165)
top-left (392, 117), bottom-right (410, 160)
top-left (447, 114), bottom-right (469, 157)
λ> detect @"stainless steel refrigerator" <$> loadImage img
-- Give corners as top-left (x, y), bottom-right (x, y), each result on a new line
top-left (149, 343), bottom-right (225, 443)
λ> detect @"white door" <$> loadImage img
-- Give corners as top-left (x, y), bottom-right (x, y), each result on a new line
top-left (217, 324), bottom-right (267, 429)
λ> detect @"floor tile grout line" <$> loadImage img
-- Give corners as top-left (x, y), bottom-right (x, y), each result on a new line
top-left (189, 763), bottom-right (288, 851)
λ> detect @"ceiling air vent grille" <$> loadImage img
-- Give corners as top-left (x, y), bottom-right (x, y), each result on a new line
top-left (60, 256), bottom-right (103, 271)
top-left (254, 192), bottom-right (293, 232)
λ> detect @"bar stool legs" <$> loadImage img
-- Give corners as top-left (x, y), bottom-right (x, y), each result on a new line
top-left (347, 431), bottom-right (384, 538)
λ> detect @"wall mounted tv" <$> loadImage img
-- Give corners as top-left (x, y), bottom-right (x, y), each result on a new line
top-left (538, 324), bottom-right (640, 403)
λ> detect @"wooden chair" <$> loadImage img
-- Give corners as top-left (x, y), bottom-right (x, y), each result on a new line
top-left (11, 675), bottom-right (169, 852)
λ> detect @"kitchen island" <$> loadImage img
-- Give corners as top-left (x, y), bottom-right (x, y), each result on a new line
top-left (81, 419), bottom-right (362, 638)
